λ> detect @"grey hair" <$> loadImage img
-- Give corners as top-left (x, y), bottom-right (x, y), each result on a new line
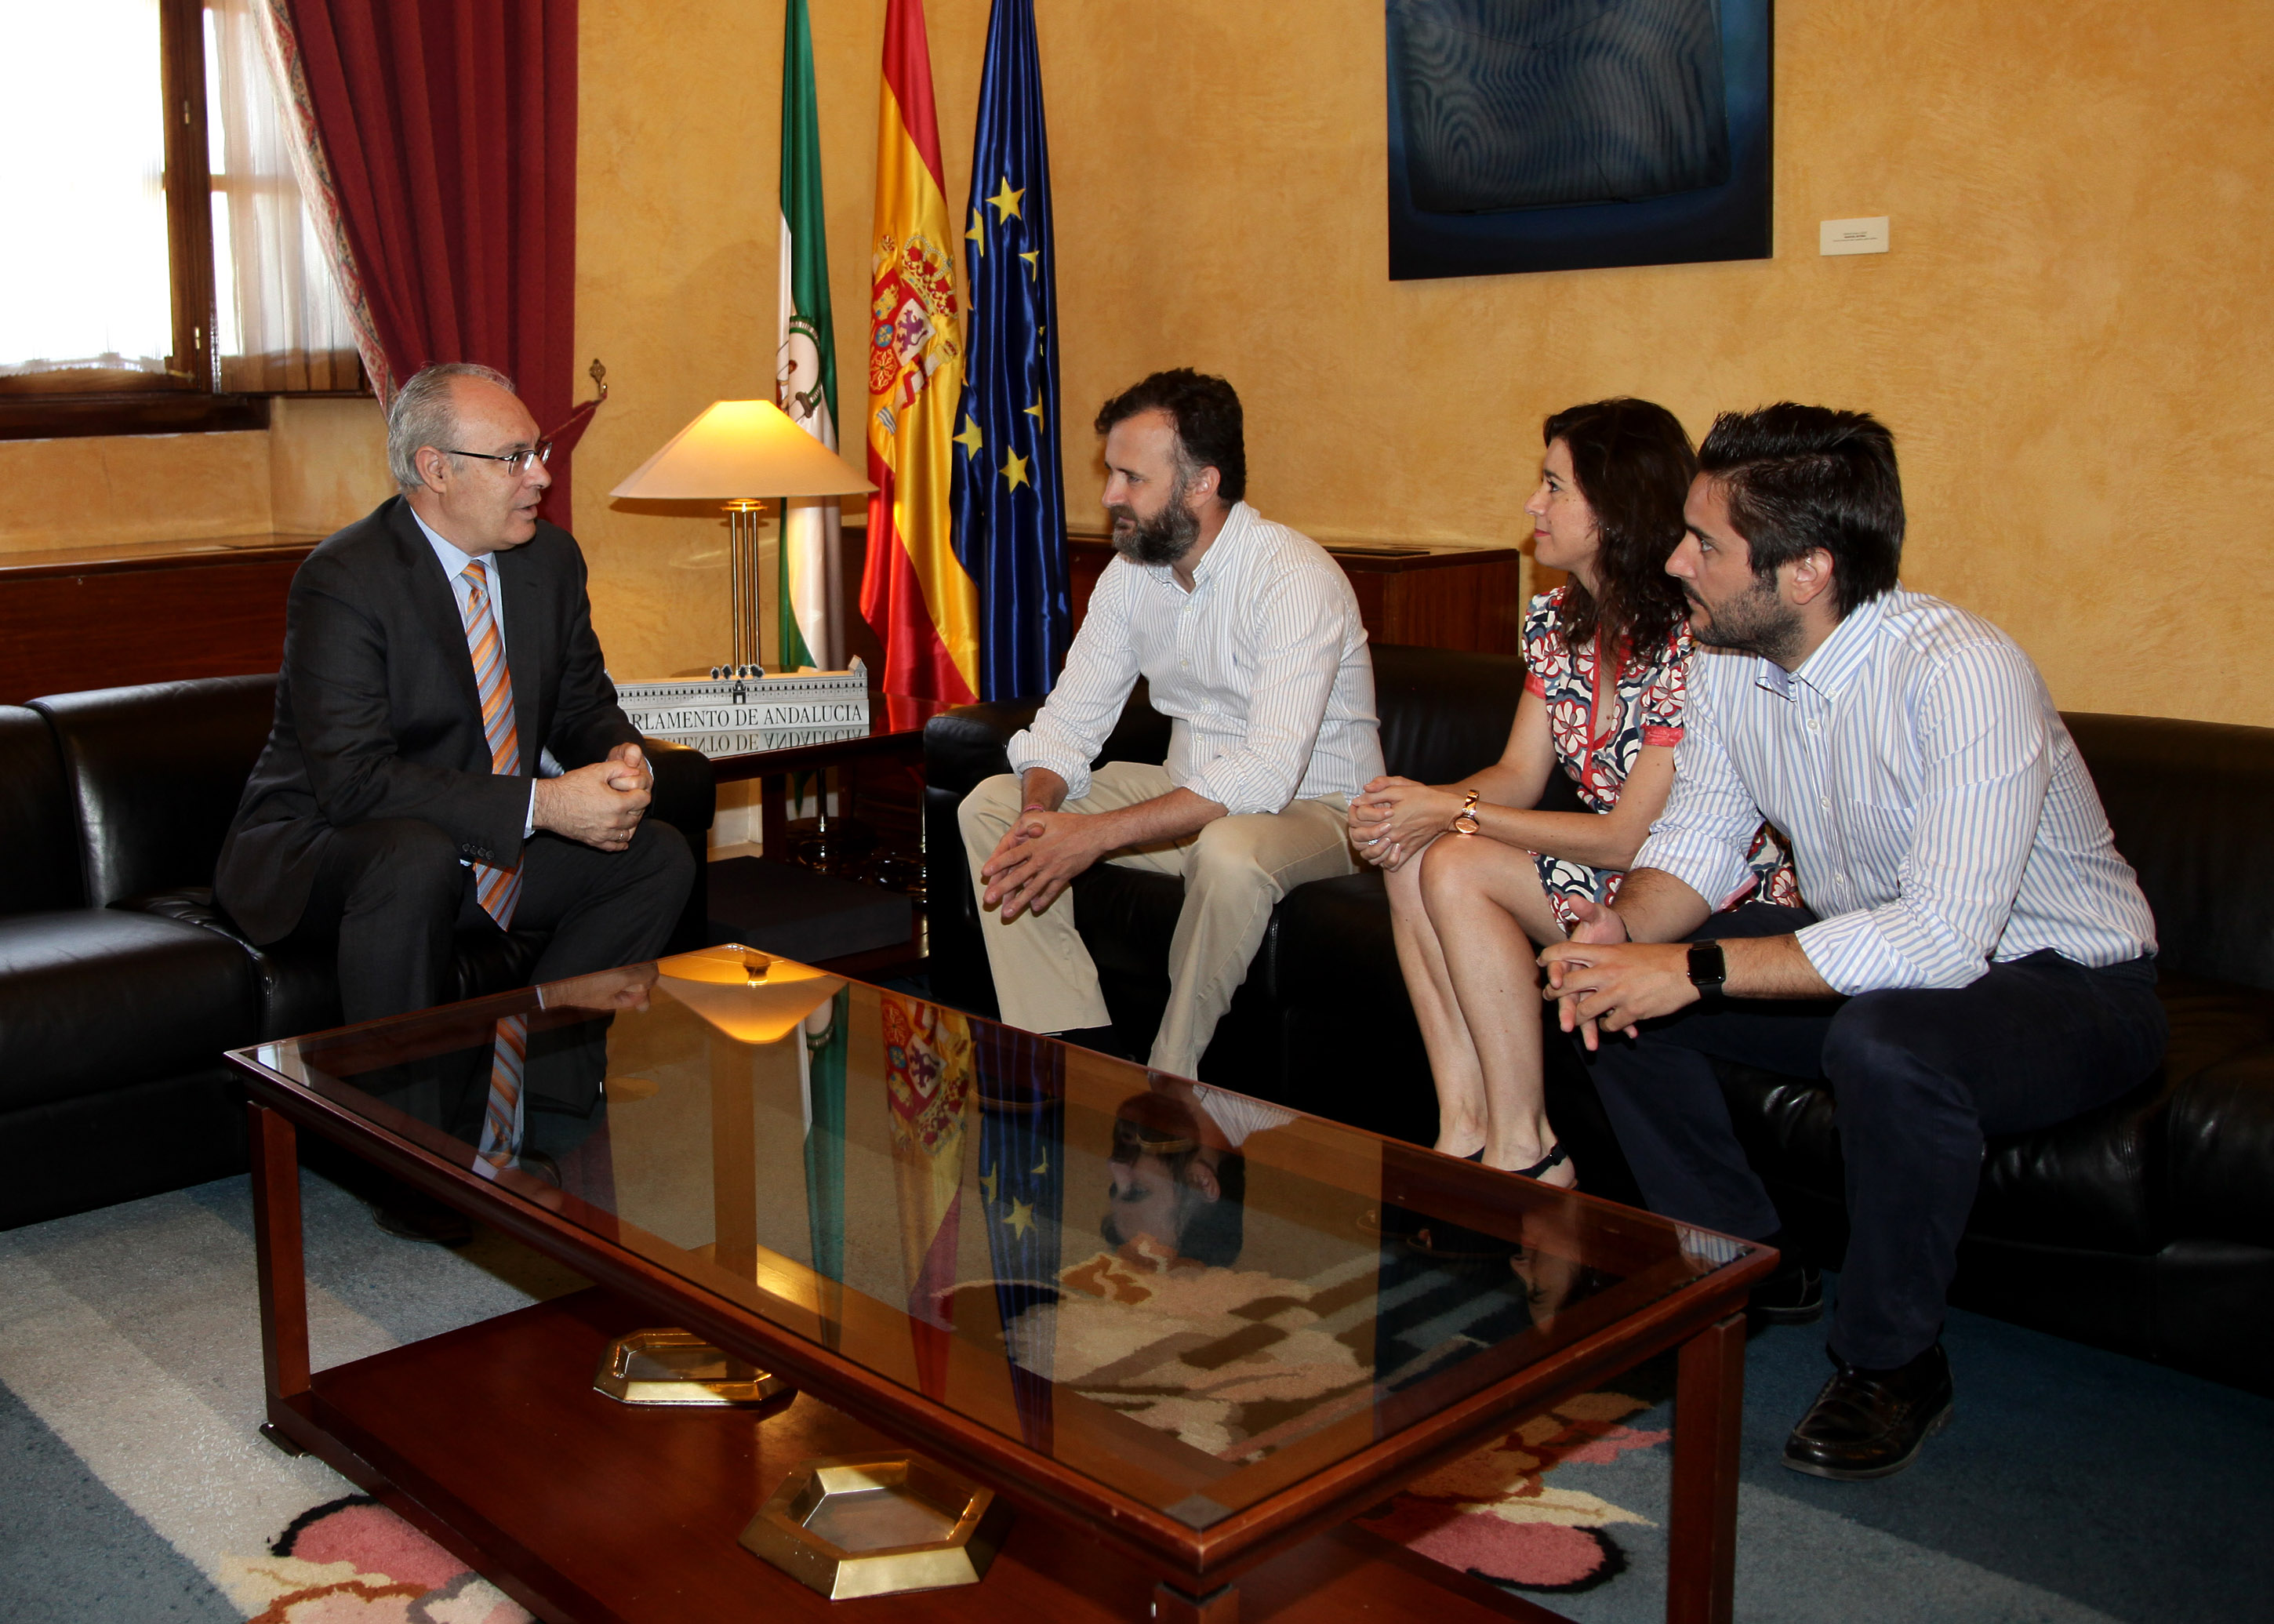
top-left (387, 362), bottom-right (517, 492)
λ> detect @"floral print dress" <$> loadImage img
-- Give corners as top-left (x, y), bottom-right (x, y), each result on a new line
top-left (1521, 588), bottom-right (1799, 930)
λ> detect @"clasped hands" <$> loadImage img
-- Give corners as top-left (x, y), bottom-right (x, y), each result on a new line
top-left (980, 805), bottom-right (1106, 922)
top-left (533, 742), bottom-right (652, 852)
top-left (1346, 776), bottom-right (1462, 870)
top-left (1536, 898), bottom-right (1702, 1049)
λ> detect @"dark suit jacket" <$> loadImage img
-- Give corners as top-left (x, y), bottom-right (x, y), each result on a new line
top-left (217, 496), bottom-right (641, 944)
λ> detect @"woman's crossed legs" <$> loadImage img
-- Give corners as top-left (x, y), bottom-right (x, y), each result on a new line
top-left (1385, 832), bottom-right (1578, 1187)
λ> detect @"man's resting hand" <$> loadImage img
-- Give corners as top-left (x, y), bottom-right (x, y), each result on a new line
top-left (980, 808), bottom-right (1106, 922)
top-left (534, 754), bottom-right (650, 851)
top-left (602, 741), bottom-right (653, 794)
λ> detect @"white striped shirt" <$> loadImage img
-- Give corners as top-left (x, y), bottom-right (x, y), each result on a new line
top-left (1636, 588), bottom-right (2156, 994)
top-left (1007, 502), bottom-right (1383, 813)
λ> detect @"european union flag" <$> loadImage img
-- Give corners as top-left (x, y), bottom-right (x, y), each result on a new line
top-left (948, 0), bottom-right (1070, 702)
top-left (975, 1025), bottom-right (1063, 1453)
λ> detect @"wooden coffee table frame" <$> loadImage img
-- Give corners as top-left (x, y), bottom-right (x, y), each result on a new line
top-left (235, 1033), bottom-right (1770, 1624)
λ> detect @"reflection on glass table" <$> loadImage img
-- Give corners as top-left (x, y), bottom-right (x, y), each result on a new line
top-left (251, 944), bottom-right (1744, 1533)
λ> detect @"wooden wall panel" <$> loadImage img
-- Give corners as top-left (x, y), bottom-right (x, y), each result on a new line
top-left (0, 543), bottom-right (312, 704)
top-left (1065, 536), bottom-right (1524, 654)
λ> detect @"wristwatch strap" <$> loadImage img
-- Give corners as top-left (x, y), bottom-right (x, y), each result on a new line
top-left (1687, 941), bottom-right (1727, 1011)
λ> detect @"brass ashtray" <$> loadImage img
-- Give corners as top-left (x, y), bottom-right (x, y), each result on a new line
top-left (592, 1328), bottom-right (793, 1407)
top-left (739, 1452), bottom-right (1010, 1599)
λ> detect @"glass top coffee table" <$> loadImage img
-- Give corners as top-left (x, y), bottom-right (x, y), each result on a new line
top-left (230, 949), bottom-right (1770, 1623)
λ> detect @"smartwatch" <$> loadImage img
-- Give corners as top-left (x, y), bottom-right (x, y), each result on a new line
top-left (1686, 942), bottom-right (1727, 1011)
top-left (1450, 789), bottom-right (1483, 836)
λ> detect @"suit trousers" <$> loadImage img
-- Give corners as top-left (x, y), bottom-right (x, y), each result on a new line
top-left (1580, 903), bottom-right (2167, 1369)
top-left (292, 813), bottom-right (695, 1023)
top-left (959, 761), bottom-right (1357, 1078)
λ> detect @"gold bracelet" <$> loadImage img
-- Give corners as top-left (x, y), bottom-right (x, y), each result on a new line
top-left (1451, 789), bottom-right (1482, 836)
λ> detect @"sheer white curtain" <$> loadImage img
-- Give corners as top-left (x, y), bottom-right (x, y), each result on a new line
top-left (208, 0), bottom-right (360, 392)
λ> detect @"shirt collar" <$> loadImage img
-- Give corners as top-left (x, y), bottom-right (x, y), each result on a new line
top-left (408, 502), bottom-right (482, 583)
top-left (1753, 588), bottom-right (1893, 702)
top-left (1793, 588), bottom-right (1892, 699)
top-left (1135, 500), bottom-right (1253, 595)
top-left (1186, 500), bottom-right (1251, 591)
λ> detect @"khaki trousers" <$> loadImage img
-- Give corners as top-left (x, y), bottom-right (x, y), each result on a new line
top-left (957, 761), bottom-right (1357, 1077)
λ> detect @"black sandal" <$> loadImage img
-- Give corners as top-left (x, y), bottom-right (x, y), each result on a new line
top-left (1511, 1143), bottom-right (1569, 1181)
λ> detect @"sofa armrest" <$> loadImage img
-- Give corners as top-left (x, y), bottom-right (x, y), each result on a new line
top-left (641, 736), bottom-right (714, 954)
top-left (643, 736), bottom-right (714, 839)
top-left (924, 703), bottom-right (1042, 797)
top-left (924, 680), bottom-right (1175, 802)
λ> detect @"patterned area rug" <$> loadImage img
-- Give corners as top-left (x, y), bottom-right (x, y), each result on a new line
top-left (1357, 1390), bottom-right (1666, 1594)
top-left (227, 1496), bottom-right (529, 1623)
top-left (3, 1172), bottom-right (2269, 1623)
top-left (1044, 1234), bottom-right (1675, 1596)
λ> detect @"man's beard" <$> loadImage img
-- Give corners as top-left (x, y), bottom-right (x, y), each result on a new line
top-left (1688, 577), bottom-right (1807, 667)
top-left (1108, 481), bottom-right (1202, 567)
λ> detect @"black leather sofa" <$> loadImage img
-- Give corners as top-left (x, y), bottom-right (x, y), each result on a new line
top-left (924, 644), bottom-right (2274, 1393)
top-left (0, 674), bottom-right (713, 1231)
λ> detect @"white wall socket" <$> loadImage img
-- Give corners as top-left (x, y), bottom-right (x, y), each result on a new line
top-left (1820, 216), bottom-right (1891, 256)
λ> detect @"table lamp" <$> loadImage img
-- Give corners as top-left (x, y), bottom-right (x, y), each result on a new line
top-left (609, 400), bottom-right (873, 670)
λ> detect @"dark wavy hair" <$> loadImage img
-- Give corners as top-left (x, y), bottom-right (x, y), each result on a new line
top-left (1095, 369), bottom-right (1246, 503)
top-left (1100, 1092), bottom-right (1246, 1267)
top-left (1540, 398), bottom-right (1697, 669)
top-left (1696, 403), bottom-right (1902, 616)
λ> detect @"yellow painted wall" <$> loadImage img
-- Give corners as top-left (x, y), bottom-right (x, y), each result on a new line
top-left (266, 396), bottom-right (394, 536)
top-left (16, 2), bottom-right (2266, 727)
top-left (0, 395), bottom-right (389, 552)
top-left (0, 430), bottom-right (271, 551)
top-left (576, 0), bottom-right (2273, 723)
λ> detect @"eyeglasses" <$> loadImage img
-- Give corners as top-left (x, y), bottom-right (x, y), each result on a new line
top-left (445, 439), bottom-right (553, 475)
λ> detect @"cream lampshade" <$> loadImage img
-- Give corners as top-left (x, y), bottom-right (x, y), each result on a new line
top-left (611, 400), bottom-right (873, 670)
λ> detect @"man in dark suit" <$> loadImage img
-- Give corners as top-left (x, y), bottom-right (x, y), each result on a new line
top-left (219, 361), bottom-right (693, 1026)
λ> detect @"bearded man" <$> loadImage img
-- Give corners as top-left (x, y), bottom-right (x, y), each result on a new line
top-left (957, 369), bottom-right (1382, 1077)
top-left (1539, 403), bottom-right (2163, 1480)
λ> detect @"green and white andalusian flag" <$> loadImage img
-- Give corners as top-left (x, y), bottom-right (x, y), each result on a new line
top-left (776, 0), bottom-right (841, 670)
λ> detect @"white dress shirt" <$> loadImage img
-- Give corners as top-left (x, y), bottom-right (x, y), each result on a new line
top-left (1006, 502), bottom-right (1383, 813)
top-left (1191, 1084), bottom-right (1298, 1148)
top-left (409, 507), bottom-right (558, 834)
top-left (1636, 588), bottom-right (2156, 994)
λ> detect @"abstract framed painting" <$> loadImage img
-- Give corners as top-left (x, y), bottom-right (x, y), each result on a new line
top-left (1386, 0), bottom-right (1774, 280)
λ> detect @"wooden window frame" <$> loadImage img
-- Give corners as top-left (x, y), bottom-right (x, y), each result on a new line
top-left (0, 0), bottom-right (332, 441)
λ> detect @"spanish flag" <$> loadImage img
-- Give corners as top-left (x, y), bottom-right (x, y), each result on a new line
top-left (862, 0), bottom-right (979, 703)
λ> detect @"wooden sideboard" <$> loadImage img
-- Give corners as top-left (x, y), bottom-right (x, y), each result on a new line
top-left (1066, 533), bottom-right (1525, 654)
top-left (0, 535), bottom-right (318, 705)
top-left (0, 528), bottom-right (1524, 710)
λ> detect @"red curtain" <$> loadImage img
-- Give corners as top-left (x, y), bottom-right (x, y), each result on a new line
top-left (282, 0), bottom-right (585, 525)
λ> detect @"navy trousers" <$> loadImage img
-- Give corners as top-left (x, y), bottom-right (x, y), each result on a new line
top-left (1580, 903), bottom-right (2166, 1368)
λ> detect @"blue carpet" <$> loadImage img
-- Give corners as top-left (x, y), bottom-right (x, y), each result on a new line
top-left (1500, 1279), bottom-right (2274, 1624)
top-left (3, 1178), bottom-right (2268, 1622)
top-left (0, 1381), bottom-right (238, 1622)
top-left (1738, 1289), bottom-right (2274, 1622)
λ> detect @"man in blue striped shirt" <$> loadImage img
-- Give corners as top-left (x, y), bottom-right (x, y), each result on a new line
top-left (1541, 404), bottom-right (2164, 1480)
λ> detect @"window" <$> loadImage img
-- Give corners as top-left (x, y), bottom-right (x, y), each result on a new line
top-left (0, 0), bottom-right (364, 440)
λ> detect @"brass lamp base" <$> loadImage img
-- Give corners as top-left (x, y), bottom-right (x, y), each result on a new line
top-left (592, 1328), bottom-right (793, 1407)
top-left (740, 1452), bottom-right (1010, 1599)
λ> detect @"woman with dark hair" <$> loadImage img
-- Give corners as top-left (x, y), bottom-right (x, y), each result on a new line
top-left (1349, 399), bottom-right (1793, 1185)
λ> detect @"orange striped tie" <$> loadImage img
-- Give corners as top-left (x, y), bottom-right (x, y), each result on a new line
top-left (474, 1013), bottom-right (530, 1176)
top-left (460, 560), bottom-right (523, 928)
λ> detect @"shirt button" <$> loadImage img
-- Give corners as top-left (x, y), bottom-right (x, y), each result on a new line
top-left (1819, 797), bottom-right (1831, 810)
top-left (1807, 718), bottom-right (1820, 732)
top-left (1181, 659), bottom-right (1190, 669)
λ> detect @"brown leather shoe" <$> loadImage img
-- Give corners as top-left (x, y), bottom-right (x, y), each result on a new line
top-left (1781, 1343), bottom-right (1953, 1480)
